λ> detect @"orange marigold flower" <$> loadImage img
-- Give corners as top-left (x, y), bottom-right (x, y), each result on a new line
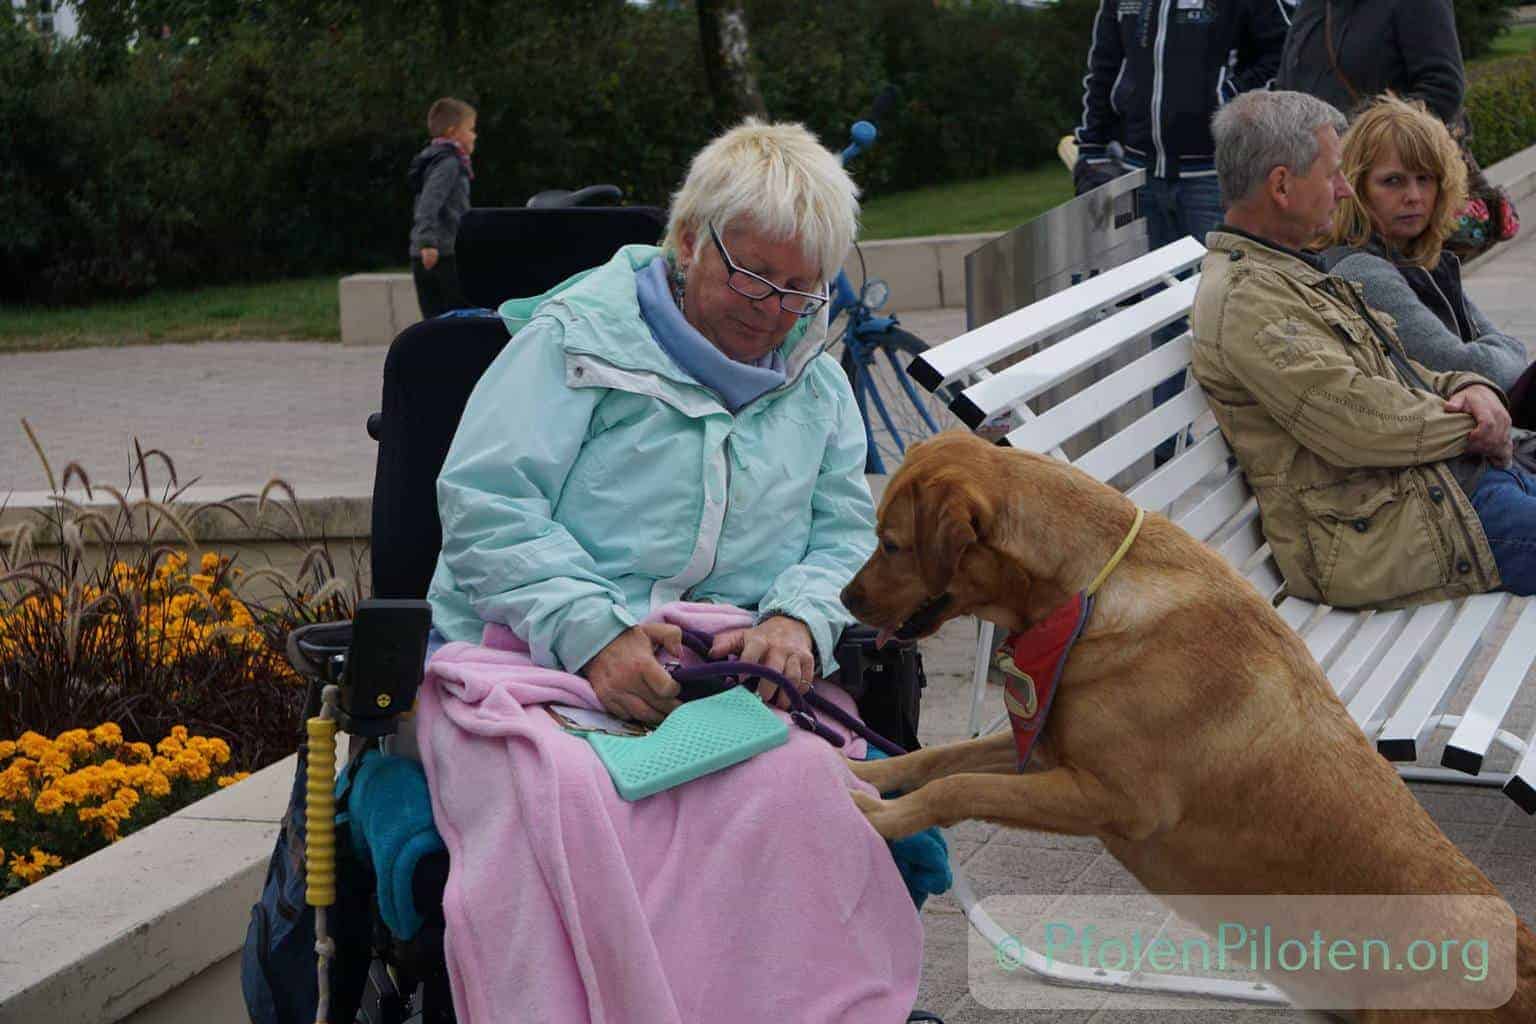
top-left (0, 740), bottom-right (16, 761)
top-left (170, 725), bottom-right (189, 743)
top-left (174, 750), bottom-right (211, 782)
top-left (144, 772), bottom-right (171, 798)
top-left (17, 731), bottom-right (51, 760)
top-left (33, 788), bottom-right (66, 815)
top-left (90, 723), bottom-right (124, 747)
top-left (126, 742), bottom-right (153, 762)
top-left (54, 729), bottom-right (95, 758)
top-left (199, 552), bottom-right (222, 574)
top-left (156, 736), bottom-right (183, 757)
top-left (216, 772), bottom-right (252, 789)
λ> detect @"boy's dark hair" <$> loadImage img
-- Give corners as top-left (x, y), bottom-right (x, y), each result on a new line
top-left (427, 97), bottom-right (476, 137)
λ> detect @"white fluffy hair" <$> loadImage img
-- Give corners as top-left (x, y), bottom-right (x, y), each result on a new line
top-left (662, 118), bottom-right (860, 283)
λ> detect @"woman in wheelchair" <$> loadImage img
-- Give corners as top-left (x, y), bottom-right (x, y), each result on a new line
top-left (414, 120), bottom-right (925, 1020)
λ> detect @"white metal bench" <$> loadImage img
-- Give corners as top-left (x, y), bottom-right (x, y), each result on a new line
top-left (913, 235), bottom-right (1536, 812)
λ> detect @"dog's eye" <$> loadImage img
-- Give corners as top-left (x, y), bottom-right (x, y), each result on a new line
top-left (881, 541), bottom-right (901, 554)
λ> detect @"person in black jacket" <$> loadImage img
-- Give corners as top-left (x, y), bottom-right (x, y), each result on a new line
top-left (1276, 0), bottom-right (1465, 125)
top-left (1073, 0), bottom-right (1289, 462)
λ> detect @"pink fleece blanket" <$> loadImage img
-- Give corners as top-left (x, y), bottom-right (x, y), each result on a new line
top-left (416, 602), bottom-right (922, 1023)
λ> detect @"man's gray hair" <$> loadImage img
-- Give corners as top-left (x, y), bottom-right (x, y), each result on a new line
top-left (1212, 90), bottom-right (1348, 206)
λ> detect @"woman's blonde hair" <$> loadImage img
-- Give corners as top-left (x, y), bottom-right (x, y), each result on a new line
top-left (663, 119), bottom-right (859, 284)
top-left (1325, 95), bottom-right (1467, 268)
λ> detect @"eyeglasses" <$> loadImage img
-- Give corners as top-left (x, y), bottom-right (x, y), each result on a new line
top-left (708, 224), bottom-right (827, 317)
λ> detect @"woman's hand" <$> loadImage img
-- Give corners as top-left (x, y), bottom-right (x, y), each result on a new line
top-left (582, 623), bottom-right (684, 725)
top-left (709, 615), bottom-right (816, 707)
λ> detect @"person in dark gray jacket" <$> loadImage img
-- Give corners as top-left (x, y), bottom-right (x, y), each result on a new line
top-left (1322, 96), bottom-right (1533, 424)
top-left (1277, 0), bottom-right (1465, 123)
top-left (408, 97), bottom-right (477, 318)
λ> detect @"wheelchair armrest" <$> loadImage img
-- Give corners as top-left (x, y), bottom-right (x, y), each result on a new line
top-left (286, 619), bottom-right (354, 681)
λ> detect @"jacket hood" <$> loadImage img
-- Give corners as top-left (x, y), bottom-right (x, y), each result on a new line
top-left (533, 244), bottom-right (833, 398)
top-left (408, 141), bottom-right (457, 192)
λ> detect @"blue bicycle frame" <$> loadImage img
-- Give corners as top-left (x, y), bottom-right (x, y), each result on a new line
top-left (829, 120), bottom-right (944, 474)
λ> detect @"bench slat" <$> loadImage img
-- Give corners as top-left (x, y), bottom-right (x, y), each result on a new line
top-left (1171, 473), bottom-right (1250, 543)
top-left (915, 236), bottom-right (1207, 388)
top-left (1278, 597), bottom-right (1320, 631)
top-left (1443, 600), bottom-right (1536, 775)
top-left (1375, 594), bottom-right (1510, 761)
top-left (1075, 385), bottom-right (1209, 484)
top-left (1300, 609), bottom-right (1365, 670)
top-left (1347, 604), bottom-right (1455, 733)
top-left (1324, 608), bottom-right (1407, 705)
top-left (1248, 560), bottom-right (1289, 604)
top-left (954, 282), bottom-right (1199, 426)
top-left (1504, 723), bottom-right (1536, 813)
top-left (1004, 336), bottom-right (1194, 454)
top-left (1123, 431), bottom-right (1231, 511)
top-left (1216, 519), bottom-right (1266, 571)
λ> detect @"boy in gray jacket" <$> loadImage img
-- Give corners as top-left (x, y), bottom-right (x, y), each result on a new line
top-left (409, 97), bottom-right (477, 318)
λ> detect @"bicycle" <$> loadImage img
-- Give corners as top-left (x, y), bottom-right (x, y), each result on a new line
top-left (827, 95), bottom-right (958, 474)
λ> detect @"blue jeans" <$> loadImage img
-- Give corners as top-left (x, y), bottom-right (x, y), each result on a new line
top-left (1141, 175), bottom-right (1224, 463)
top-left (1469, 466), bottom-right (1536, 596)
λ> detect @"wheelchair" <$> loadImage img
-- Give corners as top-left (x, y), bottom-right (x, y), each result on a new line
top-left (248, 201), bottom-right (935, 1024)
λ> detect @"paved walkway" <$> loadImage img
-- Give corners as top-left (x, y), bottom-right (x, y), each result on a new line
top-left (3, 234), bottom-right (1535, 1020)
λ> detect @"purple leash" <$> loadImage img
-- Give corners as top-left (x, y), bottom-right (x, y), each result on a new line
top-left (670, 628), bottom-right (907, 758)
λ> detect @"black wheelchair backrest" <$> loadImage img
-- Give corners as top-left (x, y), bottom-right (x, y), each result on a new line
top-left (371, 205), bottom-right (668, 598)
top-left (453, 206), bottom-right (665, 310)
top-left (370, 316), bottom-right (512, 599)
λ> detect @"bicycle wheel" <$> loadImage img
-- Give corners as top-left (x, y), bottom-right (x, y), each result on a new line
top-left (837, 326), bottom-right (960, 475)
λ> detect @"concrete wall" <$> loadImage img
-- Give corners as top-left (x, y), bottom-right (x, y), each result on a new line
top-left (339, 231), bottom-right (1001, 345)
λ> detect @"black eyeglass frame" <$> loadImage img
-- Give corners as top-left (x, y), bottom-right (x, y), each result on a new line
top-left (707, 223), bottom-right (828, 318)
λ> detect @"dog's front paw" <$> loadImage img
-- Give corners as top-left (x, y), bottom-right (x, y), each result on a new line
top-left (850, 789), bottom-right (928, 840)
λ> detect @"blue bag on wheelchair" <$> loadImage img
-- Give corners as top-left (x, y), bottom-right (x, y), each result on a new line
top-left (241, 726), bottom-right (373, 1024)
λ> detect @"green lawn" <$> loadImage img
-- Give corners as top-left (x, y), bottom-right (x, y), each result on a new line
top-left (0, 273), bottom-right (345, 353)
top-left (1481, 24), bottom-right (1536, 63)
top-left (860, 161), bottom-right (1074, 240)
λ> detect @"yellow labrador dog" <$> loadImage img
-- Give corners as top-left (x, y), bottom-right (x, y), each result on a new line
top-left (840, 433), bottom-right (1536, 1021)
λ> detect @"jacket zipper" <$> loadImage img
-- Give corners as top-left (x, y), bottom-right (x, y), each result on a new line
top-left (1411, 265), bottom-right (1464, 340)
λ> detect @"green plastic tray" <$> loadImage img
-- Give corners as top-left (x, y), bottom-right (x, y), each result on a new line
top-left (586, 686), bottom-right (789, 801)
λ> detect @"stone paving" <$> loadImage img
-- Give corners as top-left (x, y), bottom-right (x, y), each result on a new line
top-left (2, 232), bottom-right (1534, 1020)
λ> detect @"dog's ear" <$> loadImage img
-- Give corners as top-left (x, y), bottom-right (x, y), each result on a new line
top-left (914, 478), bottom-right (987, 596)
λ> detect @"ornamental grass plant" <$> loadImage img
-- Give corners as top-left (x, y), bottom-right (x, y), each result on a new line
top-left (0, 422), bottom-right (362, 845)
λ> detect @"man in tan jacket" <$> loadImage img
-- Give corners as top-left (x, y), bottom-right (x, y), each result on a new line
top-left (1191, 90), bottom-right (1536, 609)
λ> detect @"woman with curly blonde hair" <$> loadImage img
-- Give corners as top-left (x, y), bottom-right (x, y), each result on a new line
top-left (1322, 96), bottom-right (1532, 417)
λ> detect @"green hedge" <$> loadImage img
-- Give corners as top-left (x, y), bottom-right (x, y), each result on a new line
top-left (0, 1), bottom-right (1104, 305)
top-left (0, 1), bottom-right (1531, 307)
top-left (1466, 53), bottom-right (1536, 167)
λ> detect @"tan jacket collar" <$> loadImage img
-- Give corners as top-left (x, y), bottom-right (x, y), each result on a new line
top-left (1205, 227), bottom-right (1332, 287)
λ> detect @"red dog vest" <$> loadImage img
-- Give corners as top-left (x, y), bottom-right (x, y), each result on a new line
top-left (995, 506), bottom-right (1145, 772)
top-left (998, 594), bottom-right (1092, 771)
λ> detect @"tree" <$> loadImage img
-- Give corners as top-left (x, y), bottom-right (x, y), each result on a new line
top-left (696, 0), bottom-right (766, 127)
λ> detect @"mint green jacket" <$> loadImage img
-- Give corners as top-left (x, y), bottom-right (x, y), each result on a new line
top-left (426, 245), bottom-right (876, 675)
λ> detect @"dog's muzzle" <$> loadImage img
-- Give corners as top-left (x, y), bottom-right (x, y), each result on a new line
top-left (876, 592), bottom-right (952, 647)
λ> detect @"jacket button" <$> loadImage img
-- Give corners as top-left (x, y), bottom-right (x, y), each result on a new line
top-left (1429, 486), bottom-right (1444, 503)
top-left (1457, 559), bottom-right (1472, 574)
top-left (1352, 518), bottom-right (1369, 533)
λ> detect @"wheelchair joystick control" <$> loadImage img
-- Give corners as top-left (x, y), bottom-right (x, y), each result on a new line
top-left (337, 599), bottom-right (433, 737)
